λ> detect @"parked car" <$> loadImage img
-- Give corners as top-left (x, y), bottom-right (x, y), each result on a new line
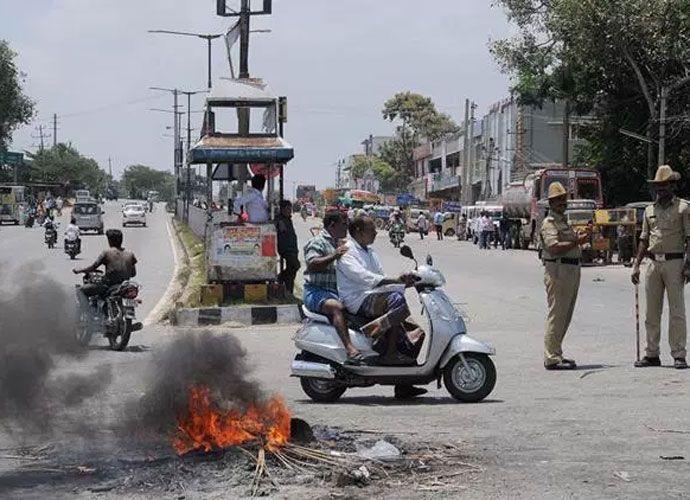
top-left (122, 203), bottom-right (147, 227)
top-left (73, 201), bottom-right (104, 234)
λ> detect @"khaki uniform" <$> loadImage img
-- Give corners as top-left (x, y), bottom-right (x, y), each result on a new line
top-left (640, 197), bottom-right (690, 358)
top-left (541, 213), bottom-right (582, 365)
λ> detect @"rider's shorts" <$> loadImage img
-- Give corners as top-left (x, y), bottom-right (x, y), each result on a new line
top-left (303, 284), bottom-right (339, 314)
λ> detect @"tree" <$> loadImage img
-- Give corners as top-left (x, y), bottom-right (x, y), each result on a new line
top-left (0, 40), bottom-right (34, 150)
top-left (27, 144), bottom-right (106, 194)
top-left (350, 155), bottom-right (397, 192)
top-left (121, 164), bottom-right (175, 201)
top-left (491, 0), bottom-right (690, 204)
top-left (380, 92), bottom-right (458, 191)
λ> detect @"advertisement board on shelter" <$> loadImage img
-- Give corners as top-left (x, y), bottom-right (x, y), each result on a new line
top-left (208, 224), bottom-right (277, 281)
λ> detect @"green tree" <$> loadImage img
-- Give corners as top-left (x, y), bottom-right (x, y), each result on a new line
top-left (27, 144), bottom-right (106, 194)
top-left (350, 155), bottom-right (397, 193)
top-left (491, 0), bottom-right (690, 205)
top-left (380, 92), bottom-right (458, 192)
top-left (121, 164), bottom-right (175, 201)
top-left (0, 40), bottom-right (34, 150)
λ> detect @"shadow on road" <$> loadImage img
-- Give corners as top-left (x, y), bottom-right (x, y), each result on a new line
top-left (88, 345), bottom-right (151, 353)
top-left (297, 397), bottom-right (504, 407)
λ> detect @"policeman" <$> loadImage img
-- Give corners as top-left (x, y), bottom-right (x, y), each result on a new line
top-left (631, 165), bottom-right (689, 369)
top-left (540, 182), bottom-right (590, 370)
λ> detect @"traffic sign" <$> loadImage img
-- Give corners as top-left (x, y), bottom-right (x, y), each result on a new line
top-left (0, 151), bottom-right (24, 166)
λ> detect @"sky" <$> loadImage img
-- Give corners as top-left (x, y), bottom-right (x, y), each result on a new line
top-left (2, 0), bottom-right (513, 189)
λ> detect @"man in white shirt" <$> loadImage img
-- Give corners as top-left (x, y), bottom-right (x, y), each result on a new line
top-left (65, 216), bottom-right (81, 252)
top-left (337, 216), bottom-right (426, 398)
top-left (433, 211), bottom-right (444, 240)
top-left (233, 174), bottom-right (269, 223)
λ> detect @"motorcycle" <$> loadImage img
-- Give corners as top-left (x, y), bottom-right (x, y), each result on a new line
top-left (64, 238), bottom-right (81, 260)
top-left (388, 223), bottom-right (405, 248)
top-left (75, 270), bottom-right (143, 350)
top-left (292, 245), bottom-right (497, 403)
top-left (44, 225), bottom-right (58, 249)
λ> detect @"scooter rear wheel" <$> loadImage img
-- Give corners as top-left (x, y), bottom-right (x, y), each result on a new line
top-left (443, 353), bottom-right (496, 403)
top-left (300, 378), bottom-right (346, 403)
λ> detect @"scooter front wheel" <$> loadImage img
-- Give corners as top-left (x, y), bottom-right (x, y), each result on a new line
top-left (300, 378), bottom-right (346, 403)
top-left (443, 353), bottom-right (496, 403)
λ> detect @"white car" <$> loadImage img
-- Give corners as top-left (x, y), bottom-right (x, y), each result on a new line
top-left (122, 204), bottom-right (147, 227)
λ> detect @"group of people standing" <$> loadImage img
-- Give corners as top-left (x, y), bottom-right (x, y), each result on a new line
top-left (543, 165), bottom-right (688, 371)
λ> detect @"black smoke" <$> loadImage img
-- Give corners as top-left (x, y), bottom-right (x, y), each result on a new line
top-left (0, 266), bottom-right (112, 436)
top-left (125, 331), bottom-right (263, 438)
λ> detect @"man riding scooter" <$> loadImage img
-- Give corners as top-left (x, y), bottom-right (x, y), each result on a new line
top-left (388, 211), bottom-right (405, 247)
top-left (65, 216), bottom-right (81, 254)
top-left (337, 215), bottom-right (427, 399)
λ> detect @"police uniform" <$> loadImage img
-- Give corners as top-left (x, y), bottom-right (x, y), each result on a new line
top-left (540, 183), bottom-right (582, 367)
top-left (640, 196), bottom-right (690, 360)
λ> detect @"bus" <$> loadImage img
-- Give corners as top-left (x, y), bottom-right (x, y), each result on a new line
top-left (0, 185), bottom-right (26, 225)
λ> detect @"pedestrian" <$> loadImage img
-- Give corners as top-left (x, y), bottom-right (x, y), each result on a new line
top-left (479, 212), bottom-right (493, 250)
top-left (417, 213), bottom-right (429, 240)
top-left (631, 165), bottom-right (689, 369)
top-left (499, 213), bottom-right (510, 250)
top-left (617, 217), bottom-right (633, 266)
top-left (457, 214), bottom-right (467, 241)
top-left (540, 182), bottom-right (590, 370)
top-left (433, 211), bottom-right (444, 240)
top-left (276, 200), bottom-right (300, 296)
top-left (55, 196), bottom-right (63, 216)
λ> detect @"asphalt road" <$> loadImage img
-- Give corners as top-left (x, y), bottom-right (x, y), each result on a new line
top-left (0, 212), bottom-right (688, 498)
top-left (0, 200), bottom-right (174, 323)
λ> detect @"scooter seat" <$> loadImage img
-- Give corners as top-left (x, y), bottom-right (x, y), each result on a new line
top-left (301, 305), bottom-right (330, 324)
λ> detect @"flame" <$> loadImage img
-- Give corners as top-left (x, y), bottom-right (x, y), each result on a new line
top-left (173, 385), bottom-right (291, 455)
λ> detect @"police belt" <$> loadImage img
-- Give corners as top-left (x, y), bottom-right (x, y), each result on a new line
top-left (543, 257), bottom-right (581, 266)
top-left (648, 252), bottom-right (684, 262)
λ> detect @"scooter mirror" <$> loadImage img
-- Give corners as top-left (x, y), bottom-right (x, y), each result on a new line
top-left (400, 245), bottom-right (414, 260)
top-left (426, 254), bottom-right (433, 266)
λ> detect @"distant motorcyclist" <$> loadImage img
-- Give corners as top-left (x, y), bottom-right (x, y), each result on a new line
top-left (73, 229), bottom-right (138, 312)
top-left (65, 217), bottom-right (81, 253)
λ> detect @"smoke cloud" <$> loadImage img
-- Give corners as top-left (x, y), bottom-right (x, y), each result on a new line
top-left (125, 331), bottom-right (263, 437)
top-left (0, 265), bottom-right (112, 436)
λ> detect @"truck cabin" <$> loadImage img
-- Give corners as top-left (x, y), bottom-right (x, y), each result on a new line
top-left (534, 169), bottom-right (603, 207)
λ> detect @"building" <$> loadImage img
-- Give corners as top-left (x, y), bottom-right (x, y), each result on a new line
top-left (336, 135), bottom-right (394, 191)
top-left (409, 97), bottom-right (590, 204)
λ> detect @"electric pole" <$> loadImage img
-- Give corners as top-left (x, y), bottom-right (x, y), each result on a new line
top-left (32, 125), bottom-right (50, 152)
top-left (562, 100), bottom-right (570, 169)
top-left (53, 113), bottom-right (58, 147)
top-left (461, 99), bottom-right (470, 205)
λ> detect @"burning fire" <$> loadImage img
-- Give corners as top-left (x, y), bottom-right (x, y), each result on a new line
top-left (173, 385), bottom-right (291, 455)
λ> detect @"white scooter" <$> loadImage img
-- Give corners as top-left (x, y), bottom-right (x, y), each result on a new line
top-left (291, 245), bottom-right (497, 403)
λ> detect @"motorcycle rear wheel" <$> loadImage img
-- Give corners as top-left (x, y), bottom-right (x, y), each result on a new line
top-left (108, 318), bottom-right (132, 351)
top-left (76, 310), bottom-right (94, 347)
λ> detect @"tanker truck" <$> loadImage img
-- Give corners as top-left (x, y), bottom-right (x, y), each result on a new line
top-left (498, 168), bottom-right (603, 249)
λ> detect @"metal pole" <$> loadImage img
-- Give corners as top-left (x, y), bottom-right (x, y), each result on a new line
top-left (462, 99), bottom-right (470, 205)
top-left (173, 90), bottom-right (179, 212)
top-left (207, 37), bottom-right (213, 89)
top-left (186, 93), bottom-right (192, 223)
top-left (658, 86), bottom-right (668, 166)
top-left (239, 0), bottom-right (250, 79)
top-left (562, 100), bottom-right (570, 169)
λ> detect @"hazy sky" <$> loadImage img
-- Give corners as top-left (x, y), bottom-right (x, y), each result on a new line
top-left (2, 0), bottom-right (512, 188)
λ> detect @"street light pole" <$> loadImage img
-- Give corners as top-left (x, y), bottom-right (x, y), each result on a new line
top-left (148, 30), bottom-right (222, 89)
top-left (178, 90), bottom-right (207, 222)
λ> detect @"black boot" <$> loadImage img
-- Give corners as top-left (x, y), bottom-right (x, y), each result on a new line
top-left (634, 356), bottom-right (661, 367)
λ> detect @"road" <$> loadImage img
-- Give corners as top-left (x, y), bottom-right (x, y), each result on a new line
top-left (0, 212), bottom-right (688, 498)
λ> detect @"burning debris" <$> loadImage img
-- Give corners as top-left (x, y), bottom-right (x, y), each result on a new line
top-left (172, 385), bottom-right (291, 455)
